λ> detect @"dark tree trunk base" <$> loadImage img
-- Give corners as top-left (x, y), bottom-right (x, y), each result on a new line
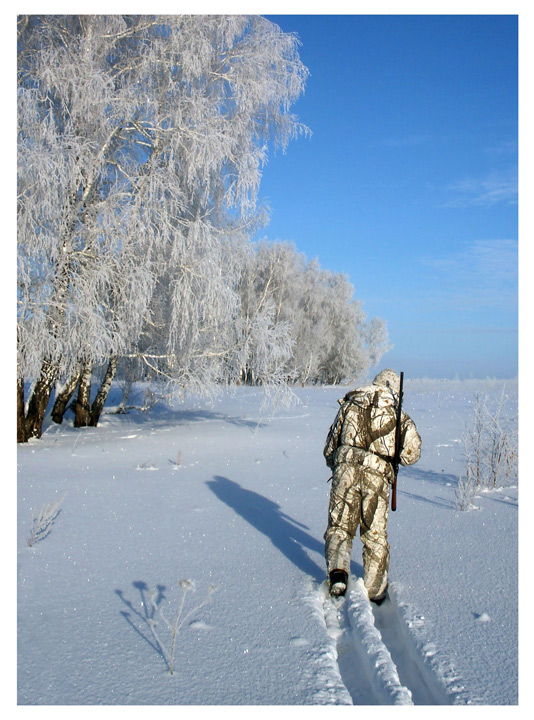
top-left (74, 362), bottom-right (92, 428)
top-left (89, 355), bottom-right (118, 426)
top-left (51, 369), bottom-right (81, 424)
top-left (18, 360), bottom-right (58, 442)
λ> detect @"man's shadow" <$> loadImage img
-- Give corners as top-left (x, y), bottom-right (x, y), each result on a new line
top-left (207, 476), bottom-right (363, 582)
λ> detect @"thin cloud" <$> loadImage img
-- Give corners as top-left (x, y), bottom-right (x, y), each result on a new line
top-left (484, 140), bottom-right (517, 156)
top-left (442, 172), bottom-right (517, 207)
top-left (421, 238), bottom-right (518, 311)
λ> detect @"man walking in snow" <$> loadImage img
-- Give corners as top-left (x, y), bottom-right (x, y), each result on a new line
top-left (323, 369), bottom-right (421, 602)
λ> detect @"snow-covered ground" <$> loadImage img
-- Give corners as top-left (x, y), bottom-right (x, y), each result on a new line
top-left (17, 379), bottom-right (518, 705)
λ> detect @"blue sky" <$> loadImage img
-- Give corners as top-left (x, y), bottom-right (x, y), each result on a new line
top-left (256, 14), bottom-right (518, 379)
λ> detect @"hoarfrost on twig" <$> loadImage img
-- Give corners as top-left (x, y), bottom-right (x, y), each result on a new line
top-left (145, 579), bottom-right (217, 675)
top-left (26, 494), bottom-right (65, 546)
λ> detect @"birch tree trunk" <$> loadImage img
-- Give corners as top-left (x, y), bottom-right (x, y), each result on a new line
top-left (22, 360), bottom-right (58, 441)
top-left (17, 378), bottom-right (26, 443)
top-left (89, 355), bottom-right (118, 426)
top-left (74, 361), bottom-right (93, 428)
top-left (19, 190), bottom-right (82, 439)
top-left (51, 369), bottom-right (82, 424)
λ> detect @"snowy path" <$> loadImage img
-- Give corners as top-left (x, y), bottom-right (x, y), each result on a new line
top-left (314, 578), bottom-right (463, 705)
top-left (369, 592), bottom-right (450, 704)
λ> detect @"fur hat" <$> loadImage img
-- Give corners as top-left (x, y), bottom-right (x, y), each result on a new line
top-left (372, 368), bottom-right (400, 394)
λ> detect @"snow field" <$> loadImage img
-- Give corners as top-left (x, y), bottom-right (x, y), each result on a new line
top-left (17, 381), bottom-right (517, 704)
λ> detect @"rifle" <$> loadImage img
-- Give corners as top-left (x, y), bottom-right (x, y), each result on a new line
top-left (391, 371), bottom-right (404, 512)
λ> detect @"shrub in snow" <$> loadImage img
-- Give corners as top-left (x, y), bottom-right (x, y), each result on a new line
top-left (458, 389), bottom-right (517, 508)
top-left (455, 472), bottom-right (478, 511)
top-left (146, 580), bottom-right (217, 676)
top-left (26, 495), bottom-right (65, 547)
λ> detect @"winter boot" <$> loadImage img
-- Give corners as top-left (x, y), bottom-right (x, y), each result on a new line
top-left (329, 570), bottom-right (348, 597)
top-left (369, 585), bottom-right (388, 605)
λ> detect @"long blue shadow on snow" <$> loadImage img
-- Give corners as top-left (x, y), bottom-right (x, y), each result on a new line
top-left (397, 467), bottom-right (469, 510)
top-left (207, 476), bottom-right (334, 582)
top-left (407, 467), bottom-right (458, 487)
top-left (398, 489), bottom-right (455, 510)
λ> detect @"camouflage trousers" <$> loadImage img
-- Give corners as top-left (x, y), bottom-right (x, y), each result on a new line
top-left (324, 460), bottom-right (390, 600)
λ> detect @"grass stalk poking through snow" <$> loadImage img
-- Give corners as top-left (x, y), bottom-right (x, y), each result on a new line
top-left (26, 495), bottom-right (65, 547)
top-left (147, 580), bottom-right (217, 675)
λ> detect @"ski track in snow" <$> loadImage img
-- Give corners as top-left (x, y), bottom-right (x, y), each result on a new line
top-left (310, 577), bottom-right (472, 705)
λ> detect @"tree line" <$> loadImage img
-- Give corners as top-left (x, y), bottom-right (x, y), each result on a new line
top-left (17, 15), bottom-right (388, 442)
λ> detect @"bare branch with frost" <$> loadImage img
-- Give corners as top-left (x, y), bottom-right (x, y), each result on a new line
top-left (26, 495), bottom-right (66, 547)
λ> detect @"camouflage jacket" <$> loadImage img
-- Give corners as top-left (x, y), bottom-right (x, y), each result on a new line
top-left (323, 384), bottom-right (421, 479)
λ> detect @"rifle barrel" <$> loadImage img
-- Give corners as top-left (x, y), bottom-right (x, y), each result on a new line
top-left (391, 371), bottom-right (404, 512)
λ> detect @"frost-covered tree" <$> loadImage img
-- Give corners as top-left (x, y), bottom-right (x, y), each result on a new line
top-left (17, 15), bottom-right (309, 441)
top-left (237, 241), bottom-right (302, 384)
top-left (312, 270), bottom-right (389, 385)
top-left (237, 240), bottom-right (390, 385)
top-left (132, 231), bottom-right (248, 393)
